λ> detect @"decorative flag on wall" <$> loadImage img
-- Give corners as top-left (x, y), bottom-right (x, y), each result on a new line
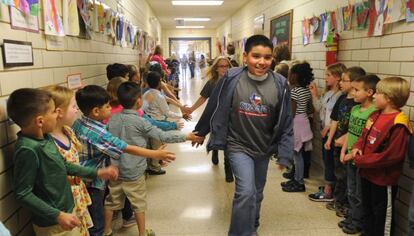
top-left (343, 4), bottom-right (353, 30)
top-left (302, 18), bottom-right (310, 45)
top-left (43, 0), bottom-right (65, 36)
top-left (62, 0), bottom-right (79, 36)
top-left (310, 16), bottom-right (320, 34)
top-left (320, 12), bottom-right (329, 42)
top-left (407, 0), bottom-right (414, 22)
top-left (2, 0), bottom-right (14, 6)
top-left (13, 0), bottom-right (29, 14)
top-left (385, 0), bottom-right (406, 23)
top-left (335, 7), bottom-right (344, 33)
top-left (356, 1), bottom-right (370, 29)
top-left (96, 4), bottom-right (105, 32)
top-left (77, 0), bottom-right (92, 39)
top-left (373, 0), bottom-right (388, 36)
top-left (330, 11), bottom-right (338, 31)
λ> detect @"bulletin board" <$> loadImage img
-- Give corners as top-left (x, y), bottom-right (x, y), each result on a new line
top-left (269, 9), bottom-right (293, 52)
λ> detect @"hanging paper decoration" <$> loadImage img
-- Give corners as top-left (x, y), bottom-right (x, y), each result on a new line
top-left (320, 12), bottom-right (329, 42)
top-left (356, 1), bottom-right (370, 29)
top-left (385, 0), bottom-right (406, 23)
top-left (78, 0), bottom-right (92, 39)
top-left (96, 3), bottom-right (105, 32)
top-left (302, 18), bottom-right (310, 45)
top-left (310, 16), bottom-right (320, 34)
top-left (43, 0), bottom-right (65, 36)
top-left (2, 0), bottom-right (14, 6)
top-left (13, 0), bottom-right (29, 14)
top-left (370, 0), bottom-right (388, 36)
top-left (335, 7), bottom-right (344, 33)
top-left (343, 4), bottom-right (353, 30)
top-left (62, 0), bottom-right (79, 36)
top-left (104, 9), bottom-right (112, 35)
top-left (407, 0), bottom-right (414, 22)
top-left (330, 11), bottom-right (338, 32)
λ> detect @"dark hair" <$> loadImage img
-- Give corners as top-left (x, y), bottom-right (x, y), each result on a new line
top-left (106, 63), bottom-right (129, 80)
top-left (227, 44), bottom-right (236, 55)
top-left (76, 85), bottom-right (110, 115)
top-left (290, 62), bottom-right (314, 87)
top-left (244, 35), bottom-right (273, 53)
top-left (7, 88), bottom-right (53, 127)
top-left (147, 71), bottom-right (161, 89)
top-left (148, 61), bottom-right (164, 78)
top-left (354, 74), bottom-right (380, 93)
top-left (154, 45), bottom-right (163, 55)
top-left (344, 66), bottom-right (366, 81)
top-left (117, 82), bottom-right (141, 109)
top-left (273, 44), bottom-right (291, 63)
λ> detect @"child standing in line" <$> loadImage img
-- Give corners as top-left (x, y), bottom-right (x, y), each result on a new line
top-left (281, 62), bottom-right (314, 192)
top-left (72, 85), bottom-right (176, 236)
top-left (345, 77), bottom-right (412, 236)
top-left (308, 62), bottom-right (346, 202)
top-left (338, 75), bottom-right (379, 234)
top-left (323, 67), bottom-right (366, 217)
top-left (103, 82), bottom-right (203, 236)
top-left (45, 86), bottom-right (95, 236)
top-left (8, 88), bottom-right (117, 236)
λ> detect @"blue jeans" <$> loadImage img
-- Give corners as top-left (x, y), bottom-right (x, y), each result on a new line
top-left (87, 188), bottom-right (104, 236)
top-left (322, 137), bottom-right (335, 184)
top-left (347, 163), bottom-right (362, 228)
top-left (227, 151), bottom-right (270, 236)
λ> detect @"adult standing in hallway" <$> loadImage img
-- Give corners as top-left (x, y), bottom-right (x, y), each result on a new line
top-left (188, 51), bottom-right (196, 78)
top-left (187, 56), bottom-right (234, 182)
top-left (193, 35), bottom-right (293, 236)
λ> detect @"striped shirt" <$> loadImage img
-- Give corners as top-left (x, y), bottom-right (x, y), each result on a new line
top-left (291, 86), bottom-right (312, 115)
top-left (72, 115), bottom-right (127, 190)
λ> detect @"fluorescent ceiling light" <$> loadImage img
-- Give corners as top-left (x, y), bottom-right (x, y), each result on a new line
top-left (174, 18), bottom-right (211, 22)
top-left (172, 1), bottom-right (223, 6)
top-left (176, 26), bottom-right (205, 28)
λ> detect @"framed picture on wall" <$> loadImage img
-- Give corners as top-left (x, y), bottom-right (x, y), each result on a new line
top-left (270, 9), bottom-right (293, 52)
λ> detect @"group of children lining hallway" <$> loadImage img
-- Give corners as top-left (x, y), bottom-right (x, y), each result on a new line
top-left (3, 34), bottom-right (414, 236)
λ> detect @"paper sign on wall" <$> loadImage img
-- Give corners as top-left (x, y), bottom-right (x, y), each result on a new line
top-left (67, 73), bottom-right (83, 89)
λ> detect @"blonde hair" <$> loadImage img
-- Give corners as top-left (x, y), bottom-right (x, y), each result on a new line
top-left (327, 63), bottom-right (346, 78)
top-left (205, 56), bottom-right (232, 84)
top-left (43, 85), bottom-right (74, 110)
top-left (275, 63), bottom-right (289, 78)
top-left (376, 77), bottom-right (410, 108)
top-left (107, 76), bottom-right (128, 106)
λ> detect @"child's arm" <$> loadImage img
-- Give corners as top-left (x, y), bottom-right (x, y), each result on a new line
top-left (354, 125), bottom-right (409, 168)
top-left (340, 134), bottom-right (348, 163)
top-left (324, 121), bottom-right (338, 150)
top-left (142, 113), bottom-right (178, 131)
top-left (157, 95), bottom-right (182, 119)
top-left (190, 96), bottom-right (208, 114)
top-left (309, 82), bottom-right (321, 112)
top-left (124, 145), bottom-right (175, 161)
top-left (64, 162), bottom-right (118, 181)
top-left (141, 119), bottom-right (204, 144)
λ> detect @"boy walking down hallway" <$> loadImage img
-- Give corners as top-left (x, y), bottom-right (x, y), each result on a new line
top-left (194, 35), bottom-right (293, 236)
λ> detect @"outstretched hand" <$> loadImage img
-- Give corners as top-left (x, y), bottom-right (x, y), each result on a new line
top-left (153, 144), bottom-right (176, 162)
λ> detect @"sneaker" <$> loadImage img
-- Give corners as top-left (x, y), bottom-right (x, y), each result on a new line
top-left (146, 169), bottom-right (166, 175)
top-left (282, 181), bottom-right (305, 192)
top-left (122, 216), bottom-right (136, 228)
top-left (336, 205), bottom-right (349, 217)
top-left (338, 219), bottom-right (351, 229)
top-left (326, 201), bottom-right (335, 211)
top-left (342, 224), bottom-right (362, 234)
top-left (280, 179), bottom-right (295, 188)
top-left (212, 151), bottom-right (219, 165)
top-left (308, 188), bottom-right (334, 202)
top-left (145, 229), bottom-right (156, 236)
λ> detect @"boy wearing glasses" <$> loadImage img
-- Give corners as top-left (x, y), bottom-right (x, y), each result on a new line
top-left (324, 67), bottom-right (366, 218)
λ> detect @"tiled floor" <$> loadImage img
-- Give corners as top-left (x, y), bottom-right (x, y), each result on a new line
top-left (117, 69), bottom-right (346, 236)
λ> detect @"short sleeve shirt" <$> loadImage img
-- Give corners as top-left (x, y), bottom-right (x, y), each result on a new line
top-left (330, 94), bottom-right (358, 139)
top-left (291, 86), bottom-right (312, 115)
top-left (200, 80), bottom-right (217, 99)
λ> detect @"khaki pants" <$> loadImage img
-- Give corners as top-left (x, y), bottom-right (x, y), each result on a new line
top-left (147, 138), bottom-right (162, 171)
top-left (33, 224), bottom-right (81, 236)
top-left (105, 176), bottom-right (147, 213)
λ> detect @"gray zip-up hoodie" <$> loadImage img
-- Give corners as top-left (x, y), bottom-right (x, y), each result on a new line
top-left (194, 67), bottom-right (294, 167)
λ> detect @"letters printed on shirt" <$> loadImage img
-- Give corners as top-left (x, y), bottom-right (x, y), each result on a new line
top-left (238, 92), bottom-right (269, 117)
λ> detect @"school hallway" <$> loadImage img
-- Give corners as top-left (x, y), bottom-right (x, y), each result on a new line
top-left (115, 70), bottom-right (346, 236)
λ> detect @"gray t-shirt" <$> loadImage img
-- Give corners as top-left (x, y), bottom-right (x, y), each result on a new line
top-left (227, 71), bottom-right (279, 157)
top-left (107, 109), bottom-right (186, 180)
top-left (200, 80), bottom-right (217, 98)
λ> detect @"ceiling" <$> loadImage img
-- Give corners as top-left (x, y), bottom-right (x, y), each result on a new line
top-left (147, 0), bottom-right (251, 29)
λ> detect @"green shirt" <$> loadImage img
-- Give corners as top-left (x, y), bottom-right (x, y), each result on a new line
top-left (347, 104), bottom-right (376, 153)
top-left (13, 133), bottom-right (97, 227)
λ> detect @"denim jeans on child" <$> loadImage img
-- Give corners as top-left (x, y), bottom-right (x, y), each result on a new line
top-left (333, 147), bottom-right (347, 204)
top-left (227, 151), bottom-right (270, 236)
top-left (347, 163), bottom-right (363, 228)
top-left (322, 137), bottom-right (335, 184)
top-left (87, 188), bottom-right (105, 236)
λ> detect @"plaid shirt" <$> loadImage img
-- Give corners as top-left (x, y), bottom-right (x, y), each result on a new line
top-left (72, 115), bottom-right (127, 189)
